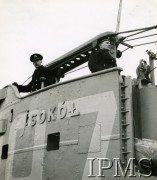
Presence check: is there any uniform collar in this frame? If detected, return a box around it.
[35,65,43,70]
[98,49,109,53]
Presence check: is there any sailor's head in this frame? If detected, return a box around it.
[98,38,111,50]
[140,59,147,65]
[30,53,43,68]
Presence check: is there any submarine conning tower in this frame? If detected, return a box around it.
[0,68,157,179]
[0,67,137,179]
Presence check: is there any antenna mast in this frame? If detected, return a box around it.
[116,0,123,32]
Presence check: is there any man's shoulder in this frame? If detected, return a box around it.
[33,66,50,74]
[40,65,47,69]
[39,65,50,72]
[90,51,101,58]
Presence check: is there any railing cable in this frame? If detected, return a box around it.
[117,25,157,35]
[22,76,31,85]
[124,33,157,42]
[121,40,157,53]
[133,40,157,47]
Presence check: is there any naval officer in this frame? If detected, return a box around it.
[88,37,122,73]
[13,53,56,92]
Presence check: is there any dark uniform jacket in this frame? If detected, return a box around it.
[17,65,56,92]
[88,49,117,73]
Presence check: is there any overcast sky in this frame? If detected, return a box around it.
[0,0,157,89]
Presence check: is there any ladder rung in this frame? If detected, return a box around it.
[121,107,125,110]
[121,123,130,126]
[121,93,125,96]
[121,110,129,113]
[120,85,128,88]
[121,97,129,101]
[122,151,131,154]
[122,137,130,140]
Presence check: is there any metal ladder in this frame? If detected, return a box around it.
[120,76,134,166]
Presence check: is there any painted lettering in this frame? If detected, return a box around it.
[58,101,67,119]
[39,110,46,124]
[48,106,56,122]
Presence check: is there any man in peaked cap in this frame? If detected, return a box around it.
[13,53,56,93]
[88,36,122,73]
